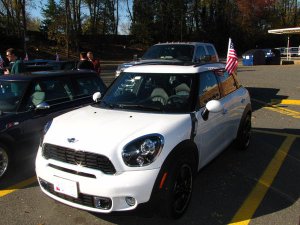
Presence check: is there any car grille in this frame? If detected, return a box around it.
[42,144,116,174]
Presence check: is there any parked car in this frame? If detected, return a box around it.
[262,48,281,65]
[115,42,219,77]
[36,62,252,219]
[0,70,107,179]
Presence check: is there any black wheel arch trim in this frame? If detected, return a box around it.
[148,140,198,211]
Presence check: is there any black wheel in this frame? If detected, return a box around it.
[235,114,251,150]
[0,144,10,179]
[158,153,195,219]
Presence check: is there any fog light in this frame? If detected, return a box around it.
[93,196,112,210]
[125,196,136,206]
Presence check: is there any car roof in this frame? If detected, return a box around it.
[123,63,225,74]
[0,70,97,81]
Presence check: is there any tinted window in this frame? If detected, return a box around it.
[206,45,216,56]
[195,46,206,60]
[142,45,194,61]
[74,76,106,98]
[27,79,72,107]
[217,71,238,96]
[199,71,220,107]
[0,81,28,112]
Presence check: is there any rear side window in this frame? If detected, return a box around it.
[206,45,218,62]
[73,76,106,98]
[198,71,220,108]
[195,46,206,61]
[217,71,238,96]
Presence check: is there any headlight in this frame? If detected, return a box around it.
[122,134,164,167]
[39,120,53,147]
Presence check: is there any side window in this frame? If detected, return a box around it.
[73,76,106,98]
[217,71,238,96]
[195,46,206,61]
[206,45,216,56]
[28,79,72,107]
[199,71,220,108]
[206,45,217,62]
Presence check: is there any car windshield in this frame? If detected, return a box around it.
[142,45,194,62]
[0,81,28,112]
[99,72,194,113]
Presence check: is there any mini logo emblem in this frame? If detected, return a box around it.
[74,151,85,165]
[67,138,77,143]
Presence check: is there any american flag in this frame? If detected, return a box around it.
[0,54,4,69]
[225,38,238,74]
[24,52,29,61]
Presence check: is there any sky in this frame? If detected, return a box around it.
[30,0,132,34]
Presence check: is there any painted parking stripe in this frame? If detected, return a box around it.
[0,176,37,197]
[253,129,300,138]
[271,99,300,105]
[229,135,296,225]
[252,98,300,119]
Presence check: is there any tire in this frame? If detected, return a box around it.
[0,144,11,180]
[158,152,195,219]
[235,113,251,150]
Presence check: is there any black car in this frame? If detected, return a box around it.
[0,70,107,179]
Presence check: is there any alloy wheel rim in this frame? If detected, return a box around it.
[173,164,193,214]
[0,149,9,178]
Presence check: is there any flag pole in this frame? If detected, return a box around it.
[227,38,232,61]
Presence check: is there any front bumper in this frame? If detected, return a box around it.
[35,148,160,213]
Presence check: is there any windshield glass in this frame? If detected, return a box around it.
[99,72,194,113]
[0,81,28,112]
[142,45,194,62]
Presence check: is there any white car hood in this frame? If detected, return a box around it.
[45,105,191,169]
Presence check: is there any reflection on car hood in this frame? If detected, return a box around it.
[45,105,191,156]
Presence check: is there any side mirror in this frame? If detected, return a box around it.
[35,102,50,110]
[93,92,102,102]
[206,100,223,113]
[202,100,223,121]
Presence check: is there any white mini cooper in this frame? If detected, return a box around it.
[36,62,251,219]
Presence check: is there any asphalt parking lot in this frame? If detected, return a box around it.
[0,64,300,225]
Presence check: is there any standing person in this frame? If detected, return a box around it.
[77,52,94,70]
[5,48,26,74]
[87,51,101,75]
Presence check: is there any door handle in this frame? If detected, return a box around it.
[241,98,245,103]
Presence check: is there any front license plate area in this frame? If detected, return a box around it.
[53,176,78,198]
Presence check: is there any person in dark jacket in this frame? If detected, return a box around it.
[77,52,94,70]
[5,48,26,74]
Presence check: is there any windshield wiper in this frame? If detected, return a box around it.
[118,104,163,111]
[100,100,119,109]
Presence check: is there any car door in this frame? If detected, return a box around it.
[193,71,228,168]
[216,71,245,143]
[18,77,75,143]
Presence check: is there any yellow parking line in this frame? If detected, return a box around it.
[228,135,296,225]
[0,176,37,197]
[252,98,300,118]
[253,129,300,138]
[271,99,300,105]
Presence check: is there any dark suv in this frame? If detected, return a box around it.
[0,70,107,179]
